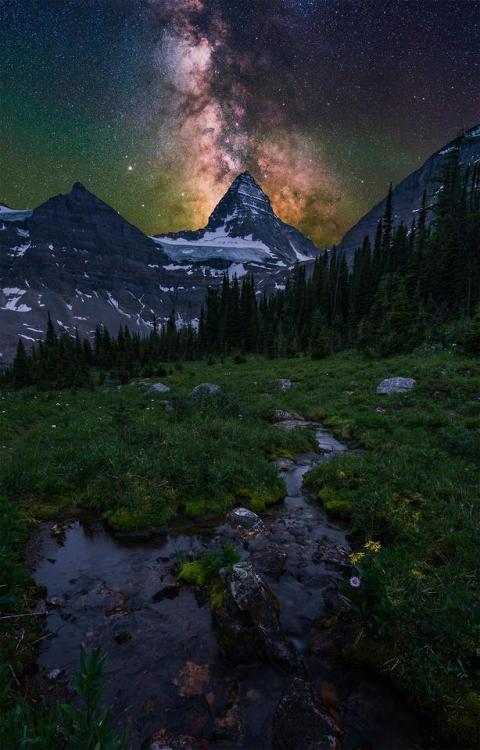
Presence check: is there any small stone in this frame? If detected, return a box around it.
[376,377,416,394]
[274,378,292,391]
[47,668,63,681]
[175,661,209,697]
[47,596,66,608]
[147,383,171,395]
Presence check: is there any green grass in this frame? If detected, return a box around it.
[1,350,479,745]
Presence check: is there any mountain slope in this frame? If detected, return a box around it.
[338,125,480,260]
[0,175,319,362]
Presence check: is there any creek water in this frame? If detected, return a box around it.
[30,425,432,750]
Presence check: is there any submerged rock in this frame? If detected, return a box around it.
[376,377,416,394]
[229,507,266,534]
[147,382,171,395]
[272,677,338,750]
[191,382,220,396]
[215,562,302,673]
[148,728,202,750]
[250,543,287,578]
[174,661,210,697]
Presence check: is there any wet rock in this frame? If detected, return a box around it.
[274,378,292,391]
[148,728,202,750]
[272,677,338,750]
[213,705,244,744]
[191,382,220,396]
[272,408,308,430]
[307,631,335,657]
[47,668,64,681]
[377,377,416,394]
[229,507,266,534]
[175,661,210,697]
[215,562,302,673]
[250,543,287,578]
[47,596,67,608]
[147,382,171,395]
[152,575,180,601]
[313,541,350,570]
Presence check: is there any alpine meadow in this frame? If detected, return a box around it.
[1,2,479,750]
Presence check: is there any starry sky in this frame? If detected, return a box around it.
[1,0,479,246]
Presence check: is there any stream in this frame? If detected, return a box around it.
[29,423,433,750]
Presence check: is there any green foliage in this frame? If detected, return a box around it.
[0,648,129,750]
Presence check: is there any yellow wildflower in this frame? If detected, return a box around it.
[364,540,382,553]
[349,551,365,565]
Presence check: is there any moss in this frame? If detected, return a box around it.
[103,500,174,532]
[178,560,210,586]
[318,487,353,519]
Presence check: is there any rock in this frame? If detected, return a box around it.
[191,382,220,396]
[215,562,302,673]
[147,382,171,395]
[152,575,180,601]
[174,661,210,696]
[229,507,266,534]
[272,677,338,750]
[148,728,202,750]
[250,543,287,578]
[273,408,305,422]
[274,378,292,391]
[47,668,64,681]
[46,596,66,608]
[376,377,416,394]
[213,705,244,744]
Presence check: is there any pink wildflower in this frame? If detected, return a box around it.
[349,576,361,588]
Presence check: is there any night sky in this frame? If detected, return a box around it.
[1,1,479,246]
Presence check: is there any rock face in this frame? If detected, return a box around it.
[0,173,320,362]
[272,677,338,750]
[377,377,416,394]
[215,562,302,673]
[338,124,480,262]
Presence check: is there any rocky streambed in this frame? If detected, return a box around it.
[28,419,434,750]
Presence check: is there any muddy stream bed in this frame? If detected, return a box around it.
[28,423,435,750]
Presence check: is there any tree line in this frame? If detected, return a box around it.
[2,135,479,390]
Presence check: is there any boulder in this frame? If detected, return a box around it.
[272,677,338,750]
[147,382,171,395]
[215,562,302,673]
[376,377,416,394]
[229,507,266,534]
[191,382,220,396]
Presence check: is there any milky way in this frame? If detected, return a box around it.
[1,0,479,245]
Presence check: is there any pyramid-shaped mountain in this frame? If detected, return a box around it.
[154,172,319,267]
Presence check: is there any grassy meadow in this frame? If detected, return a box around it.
[1,349,479,746]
